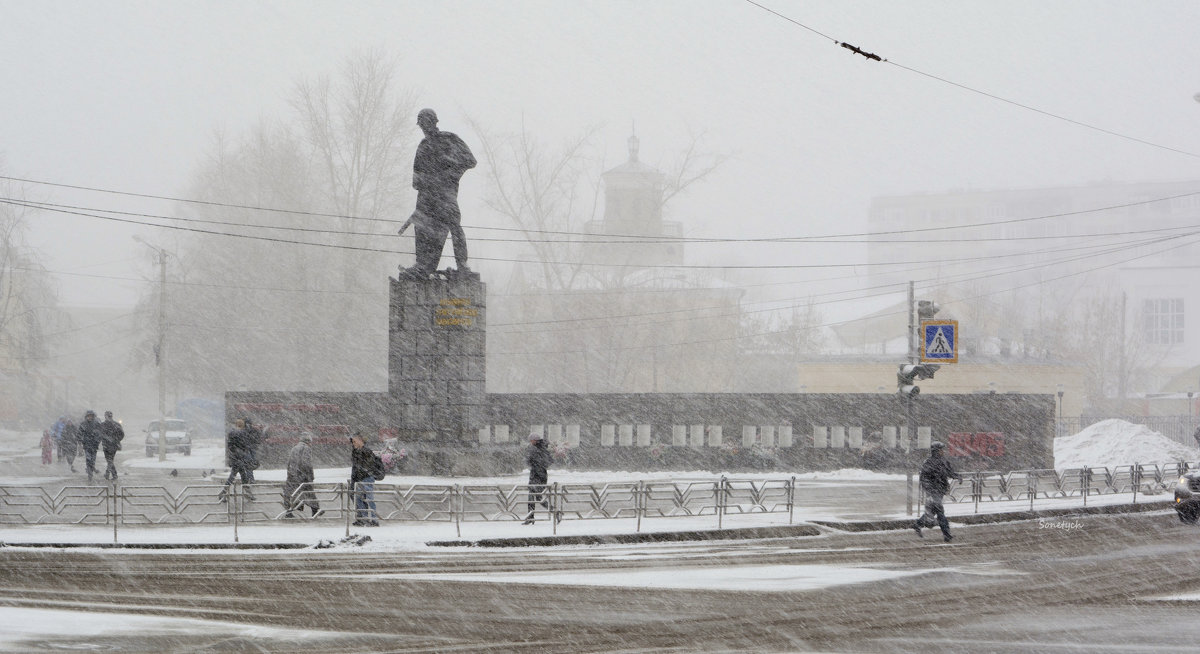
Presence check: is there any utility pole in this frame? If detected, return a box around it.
[906,281,916,515]
[156,248,168,462]
[135,236,168,462]
[1118,291,1127,412]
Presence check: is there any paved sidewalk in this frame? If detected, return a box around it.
[0,499,1172,550]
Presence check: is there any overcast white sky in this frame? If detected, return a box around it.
[3,1,1200,308]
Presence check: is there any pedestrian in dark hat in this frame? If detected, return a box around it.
[913,441,962,542]
[99,410,124,481]
[77,410,101,483]
[220,419,256,502]
[523,432,557,525]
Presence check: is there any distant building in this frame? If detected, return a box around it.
[580,133,683,268]
[866,179,1200,292]
[862,179,1200,402]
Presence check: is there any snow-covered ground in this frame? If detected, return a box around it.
[376,563,982,592]
[0,607,363,650]
[1054,419,1200,469]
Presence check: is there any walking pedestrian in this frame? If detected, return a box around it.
[61,419,80,473]
[523,433,557,525]
[51,416,66,462]
[99,411,124,481]
[40,429,53,465]
[349,432,381,527]
[243,418,263,468]
[220,419,256,502]
[77,410,102,483]
[913,441,963,542]
[283,433,322,519]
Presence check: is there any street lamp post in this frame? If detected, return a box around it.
[1188,389,1195,435]
[1056,383,1065,438]
[134,236,168,462]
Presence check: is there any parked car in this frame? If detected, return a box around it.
[1174,472,1200,523]
[144,419,191,457]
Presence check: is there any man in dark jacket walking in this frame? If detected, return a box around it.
[349,432,381,527]
[220,419,256,502]
[283,433,321,519]
[913,441,963,542]
[243,418,263,468]
[524,433,556,525]
[77,410,102,483]
[99,411,124,481]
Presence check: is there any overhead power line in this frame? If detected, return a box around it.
[7,195,1195,272]
[26,232,1195,356]
[4,175,1199,243]
[20,227,1172,341]
[19,196,1200,246]
[741,0,1200,161]
[491,231,1196,335]
[491,232,1200,357]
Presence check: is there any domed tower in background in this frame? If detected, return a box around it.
[581,131,683,268]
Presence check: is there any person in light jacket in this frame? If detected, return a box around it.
[283,433,321,519]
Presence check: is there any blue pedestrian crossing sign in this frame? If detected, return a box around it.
[921,320,958,363]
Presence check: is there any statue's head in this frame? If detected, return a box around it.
[417,108,438,133]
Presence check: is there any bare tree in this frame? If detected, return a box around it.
[0,183,56,369]
[0,177,64,424]
[471,120,731,391]
[468,117,599,291]
[137,52,418,398]
[292,48,415,237]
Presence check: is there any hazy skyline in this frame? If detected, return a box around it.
[3,1,1199,308]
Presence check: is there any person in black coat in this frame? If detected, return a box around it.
[524,434,556,525]
[220,419,256,502]
[349,432,380,527]
[99,410,124,481]
[243,418,263,468]
[60,419,80,473]
[77,410,102,483]
[913,441,963,542]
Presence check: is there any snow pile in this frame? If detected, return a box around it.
[792,468,905,482]
[1054,419,1200,469]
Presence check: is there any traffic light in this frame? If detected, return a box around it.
[917,300,940,322]
[897,363,940,397]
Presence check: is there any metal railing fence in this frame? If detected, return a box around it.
[1,464,1193,543]
[940,461,1194,512]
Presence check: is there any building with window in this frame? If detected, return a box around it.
[867,179,1200,291]
[863,179,1200,401]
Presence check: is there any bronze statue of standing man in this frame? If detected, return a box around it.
[401,108,477,277]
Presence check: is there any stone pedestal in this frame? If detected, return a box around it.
[388,272,486,439]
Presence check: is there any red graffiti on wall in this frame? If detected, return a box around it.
[947,432,1005,457]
